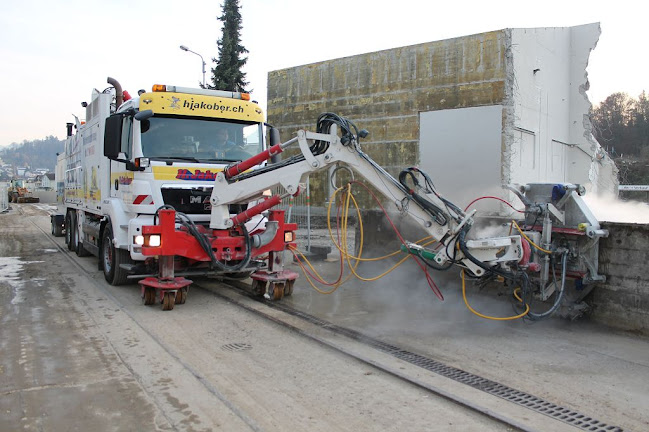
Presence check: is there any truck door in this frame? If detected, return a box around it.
[105,113,134,199]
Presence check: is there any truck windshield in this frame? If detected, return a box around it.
[140,116,263,162]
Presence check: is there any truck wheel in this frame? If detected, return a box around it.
[102,224,131,286]
[52,216,64,237]
[65,212,75,251]
[162,291,175,311]
[175,287,188,305]
[142,287,156,305]
[251,280,267,297]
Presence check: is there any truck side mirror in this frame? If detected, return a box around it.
[134,109,153,121]
[104,114,141,171]
[104,114,124,159]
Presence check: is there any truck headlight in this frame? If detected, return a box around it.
[147,235,161,247]
[134,235,144,245]
[284,231,294,242]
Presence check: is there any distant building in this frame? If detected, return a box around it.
[35,173,55,190]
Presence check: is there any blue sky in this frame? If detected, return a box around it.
[0,0,646,146]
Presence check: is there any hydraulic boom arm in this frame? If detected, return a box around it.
[210,115,524,278]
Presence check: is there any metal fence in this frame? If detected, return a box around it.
[274,177,313,251]
[0,184,8,212]
[273,176,356,256]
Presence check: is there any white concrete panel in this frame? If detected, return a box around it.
[550,139,565,179]
[419,106,504,212]
[510,128,538,185]
[508,24,617,193]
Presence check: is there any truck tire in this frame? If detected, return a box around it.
[65,212,75,251]
[102,224,131,286]
[51,215,64,237]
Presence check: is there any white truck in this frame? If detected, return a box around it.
[53,78,297,308]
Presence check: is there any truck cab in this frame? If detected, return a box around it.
[59,81,270,286]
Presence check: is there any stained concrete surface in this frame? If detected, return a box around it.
[3,203,649,431]
[0,224,169,431]
[2,204,516,432]
[282,241,649,432]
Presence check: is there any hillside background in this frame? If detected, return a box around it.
[0,136,64,180]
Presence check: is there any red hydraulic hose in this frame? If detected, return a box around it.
[464,196,525,213]
[350,180,444,301]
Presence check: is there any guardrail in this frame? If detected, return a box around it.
[619,185,649,191]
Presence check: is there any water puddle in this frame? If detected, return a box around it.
[0,257,44,304]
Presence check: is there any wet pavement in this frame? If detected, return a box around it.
[2,204,648,431]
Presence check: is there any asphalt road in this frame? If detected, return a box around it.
[1,203,648,432]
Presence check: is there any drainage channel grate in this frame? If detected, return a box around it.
[269,301,623,432]
[221,342,252,352]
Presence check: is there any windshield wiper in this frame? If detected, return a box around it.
[155,156,201,163]
[200,158,243,163]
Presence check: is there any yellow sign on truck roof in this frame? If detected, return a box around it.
[139,91,264,122]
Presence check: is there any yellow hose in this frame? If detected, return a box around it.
[327,185,433,261]
[461,270,529,320]
[511,220,552,254]
[294,183,434,291]
[289,245,343,294]
[293,183,531,320]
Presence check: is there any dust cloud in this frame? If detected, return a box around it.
[334,250,534,340]
[583,193,649,224]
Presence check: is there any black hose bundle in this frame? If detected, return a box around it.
[398,167,465,226]
[316,112,364,147]
[399,168,464,219]
[153,205,252,273]
[525,251,569,321]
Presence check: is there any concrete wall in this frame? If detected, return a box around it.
[591,222,649,334]
[267,24,617,211]
[268,31,508,207]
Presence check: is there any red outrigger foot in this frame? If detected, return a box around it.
[250,270,299,301]
[139,277,193,311]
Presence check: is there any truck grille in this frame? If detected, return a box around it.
[161,188,246,215]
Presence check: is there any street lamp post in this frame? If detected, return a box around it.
[179,45,206,87]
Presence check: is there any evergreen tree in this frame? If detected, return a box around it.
[207,0,249,92]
